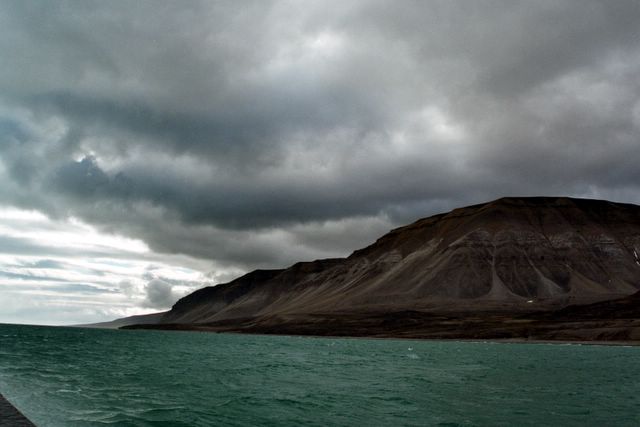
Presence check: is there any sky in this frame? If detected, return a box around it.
[1,0,639,325]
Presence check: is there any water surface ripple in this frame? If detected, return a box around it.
[0,324,638,426]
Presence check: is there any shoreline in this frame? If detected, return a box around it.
[225,331,640,347]
[120,324,640,346]
[119,308,640,345]
[0,393,35,426]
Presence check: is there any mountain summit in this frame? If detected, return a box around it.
[121,197,640,341]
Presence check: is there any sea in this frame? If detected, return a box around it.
[0,324,638,426]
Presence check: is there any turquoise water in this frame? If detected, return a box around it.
[0,324,639,426]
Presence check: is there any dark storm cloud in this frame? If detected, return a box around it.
[1,0,640,270]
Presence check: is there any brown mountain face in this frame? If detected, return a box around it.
[159,197,640,328]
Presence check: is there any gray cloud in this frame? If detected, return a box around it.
[142,279,180,309]
[119,280,137,299]
[1,0,640,275]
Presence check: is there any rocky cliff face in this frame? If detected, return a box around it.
[161,197,640,325]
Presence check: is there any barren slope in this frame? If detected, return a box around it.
[161,197,640,325]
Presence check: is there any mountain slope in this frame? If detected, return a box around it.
[158,197,640,326]
[76,312,165,329]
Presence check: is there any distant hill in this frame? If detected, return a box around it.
[76,312,165,329]
[121,197,640,341]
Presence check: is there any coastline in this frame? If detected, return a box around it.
[0,393,35,426]
[121,323,640,346]
[223,331,640,347]
[120,307,640,345]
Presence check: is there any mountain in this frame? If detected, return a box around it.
[124,197,640,341]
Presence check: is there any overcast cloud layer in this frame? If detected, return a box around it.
[1,1,640,324]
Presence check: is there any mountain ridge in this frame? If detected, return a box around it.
[99,196,640,341]
[156,196,640,324]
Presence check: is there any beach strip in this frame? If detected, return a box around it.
[0,393,35,426]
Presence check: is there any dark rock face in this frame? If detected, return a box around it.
[158,197,640,327]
